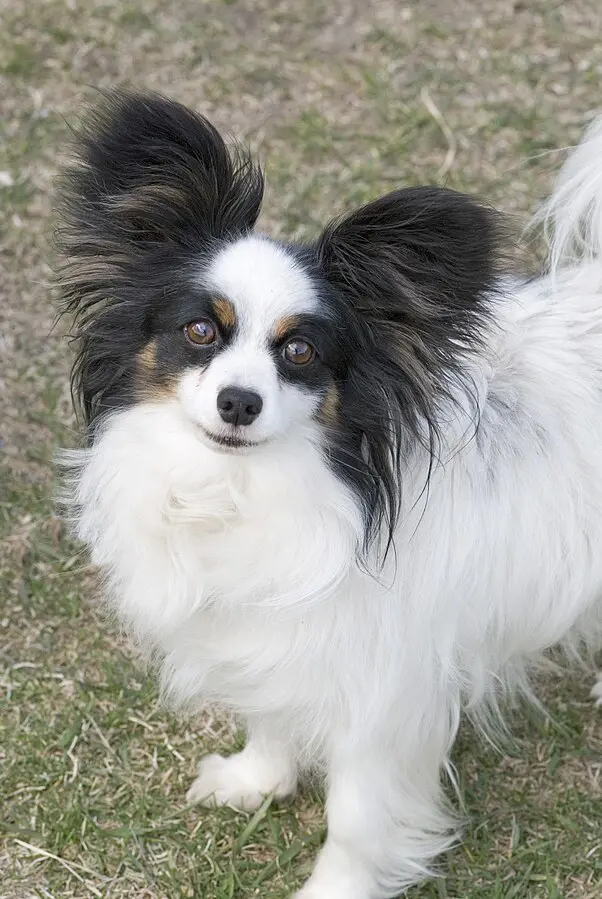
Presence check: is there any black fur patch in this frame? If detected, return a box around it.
[55,90,264,432]
[314,187,505,552]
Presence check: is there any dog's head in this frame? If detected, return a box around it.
[57,91,502,550]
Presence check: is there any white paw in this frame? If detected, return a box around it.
[293,888,349,899]
[592,672,602,708]
[294,887,345,899]
[293,888,327,899]
[292,849,375,899]
[186,751,296,812]
[293,882,367,899]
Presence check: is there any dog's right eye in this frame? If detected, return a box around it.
[283,338,315,366]
[184,320,217,346]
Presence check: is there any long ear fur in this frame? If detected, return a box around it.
[57,89,264,251]
[55,90,264,428]
[316,187,505,552]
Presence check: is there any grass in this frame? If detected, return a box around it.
[1,0,601,896]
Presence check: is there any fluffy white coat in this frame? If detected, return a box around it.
[62,119,602,898]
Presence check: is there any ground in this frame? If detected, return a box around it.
[1,0,601,897]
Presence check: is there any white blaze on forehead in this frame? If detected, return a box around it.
[204,235,317,338]
[181,236,321,440]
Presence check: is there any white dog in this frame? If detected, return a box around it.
[57,92,602,897]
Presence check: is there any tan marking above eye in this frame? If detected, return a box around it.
[185,320,217,345]
[212,297,237,330]
[283,338,315,365]
[273,315,301,343]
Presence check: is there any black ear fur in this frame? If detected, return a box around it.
[316,186,503,426]
[57,89,264,251]
[315,187,504,552]
[317,186,500,348]
[55,91,264,428]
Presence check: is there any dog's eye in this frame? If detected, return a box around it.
[185,320,217,346]
[283,339,315,366]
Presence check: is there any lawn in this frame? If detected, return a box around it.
[1,1,601,896]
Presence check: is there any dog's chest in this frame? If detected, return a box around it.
[75,407,363,644]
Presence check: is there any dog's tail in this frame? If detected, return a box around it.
[536,116,602,278]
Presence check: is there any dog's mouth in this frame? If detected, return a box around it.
[199,427,265,452]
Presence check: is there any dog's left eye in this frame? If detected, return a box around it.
[185,320,217,346]
[283,339,315,366]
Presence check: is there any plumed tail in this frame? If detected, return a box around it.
[535,117,602,277]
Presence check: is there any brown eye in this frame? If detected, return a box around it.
[185,320,217,346]
[283,339,315,366]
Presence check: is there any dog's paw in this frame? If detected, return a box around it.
[186,751,295,811]
[292,888,327,899]
[591,672,602,708]
[293,882,366,899]
[186,753,269,811]
[292,854,375,899]
[293,887,345,899]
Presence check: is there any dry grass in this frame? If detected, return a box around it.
[1,1,602,897]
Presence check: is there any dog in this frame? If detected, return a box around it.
[57,91,602,898]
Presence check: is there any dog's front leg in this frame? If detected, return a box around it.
[294,738,457,899]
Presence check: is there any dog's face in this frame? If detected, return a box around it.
[140,236,346,452]
[57,91,501,549]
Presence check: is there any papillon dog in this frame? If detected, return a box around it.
[57,92,602,898]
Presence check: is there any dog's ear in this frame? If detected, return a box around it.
[55,92,263,430]
[57,90,264,252]
[316,187,503,421]
[316,188,504,549]
[316,186,501,349]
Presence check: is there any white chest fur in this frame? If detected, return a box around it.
[63,403,363,677]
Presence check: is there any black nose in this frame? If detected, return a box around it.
[217,387,263,426]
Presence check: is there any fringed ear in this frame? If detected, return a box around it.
[55,91,264,429]
[317,186,501,358]
[57,90,264,253]
[315,187,505,552]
